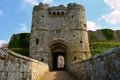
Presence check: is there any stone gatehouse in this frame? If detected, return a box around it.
[29,3,91,70]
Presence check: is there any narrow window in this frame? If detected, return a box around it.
[84,24,86,27]
[42,16,44,18]
[85,51,87,54]
[74,56,76,60]
[72,15,74,18]
[41,57,44,61]
[80,40,83,44]
[73,35,75,37]
[36,38,39,45]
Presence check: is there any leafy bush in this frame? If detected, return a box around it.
[9,33,30,48]
[8,33,30,56]
[89,33,98,42]
[102,29,115,41]
[10,48,29,56]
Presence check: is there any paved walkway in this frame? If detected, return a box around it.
[42,71,77,80]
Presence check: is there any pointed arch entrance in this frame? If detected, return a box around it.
[49,40,68,70]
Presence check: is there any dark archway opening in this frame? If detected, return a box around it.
[52,52,65,71]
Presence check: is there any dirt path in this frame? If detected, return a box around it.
[42,71,77,80]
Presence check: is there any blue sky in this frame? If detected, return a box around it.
[0,0,120,47]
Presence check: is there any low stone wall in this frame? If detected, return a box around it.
[0,48,49,80]
[69,47,120,80]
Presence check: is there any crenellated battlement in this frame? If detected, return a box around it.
[67,3,85,10]
[33,3,85,12]
[33,3,49,11]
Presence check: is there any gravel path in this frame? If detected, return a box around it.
[42,71,77,80]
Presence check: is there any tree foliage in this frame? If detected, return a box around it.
[102,29,115,41]
[8,33,30,56]
[9,33,30,48]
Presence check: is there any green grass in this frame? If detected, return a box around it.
[90,42,120,56]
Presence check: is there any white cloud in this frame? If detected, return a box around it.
[0,10,3,16]
[19,23,28,32]
[42,0,53,4]
[87,21,101,31]
[0,40,8,48]
[21,0,39,9]
[21,0,54,9]
[104,0,120,10]
[100,10,120,24]
[112,26,120,30]
[23,0,39,5]
[99,0,120,24]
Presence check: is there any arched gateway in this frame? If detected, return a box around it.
[29,3,91,70]
[49,40,68,70]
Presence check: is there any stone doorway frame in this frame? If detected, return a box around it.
[48,40,69,70]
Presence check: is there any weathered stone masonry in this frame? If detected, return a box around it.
[30,3,91,70]
[69,47,120,80]
[1,3,120,80]
[0,48,48,80]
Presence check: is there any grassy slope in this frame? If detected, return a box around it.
[89,29,120,56]
[90,42,120,56]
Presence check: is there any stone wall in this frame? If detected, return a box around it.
[68,47,120,80]
[88,29,120,42]
[0,48,49,80]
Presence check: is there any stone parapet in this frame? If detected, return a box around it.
[68,47,120,80]
[0,48,49,80]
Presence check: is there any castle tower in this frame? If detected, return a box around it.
[30,3,91,70]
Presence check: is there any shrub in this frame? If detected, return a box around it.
[102,29,115,41]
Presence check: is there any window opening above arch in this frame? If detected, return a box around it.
[55,30,61,37]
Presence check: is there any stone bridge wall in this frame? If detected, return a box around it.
[0,48,49,80]
[68,47,120,80]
